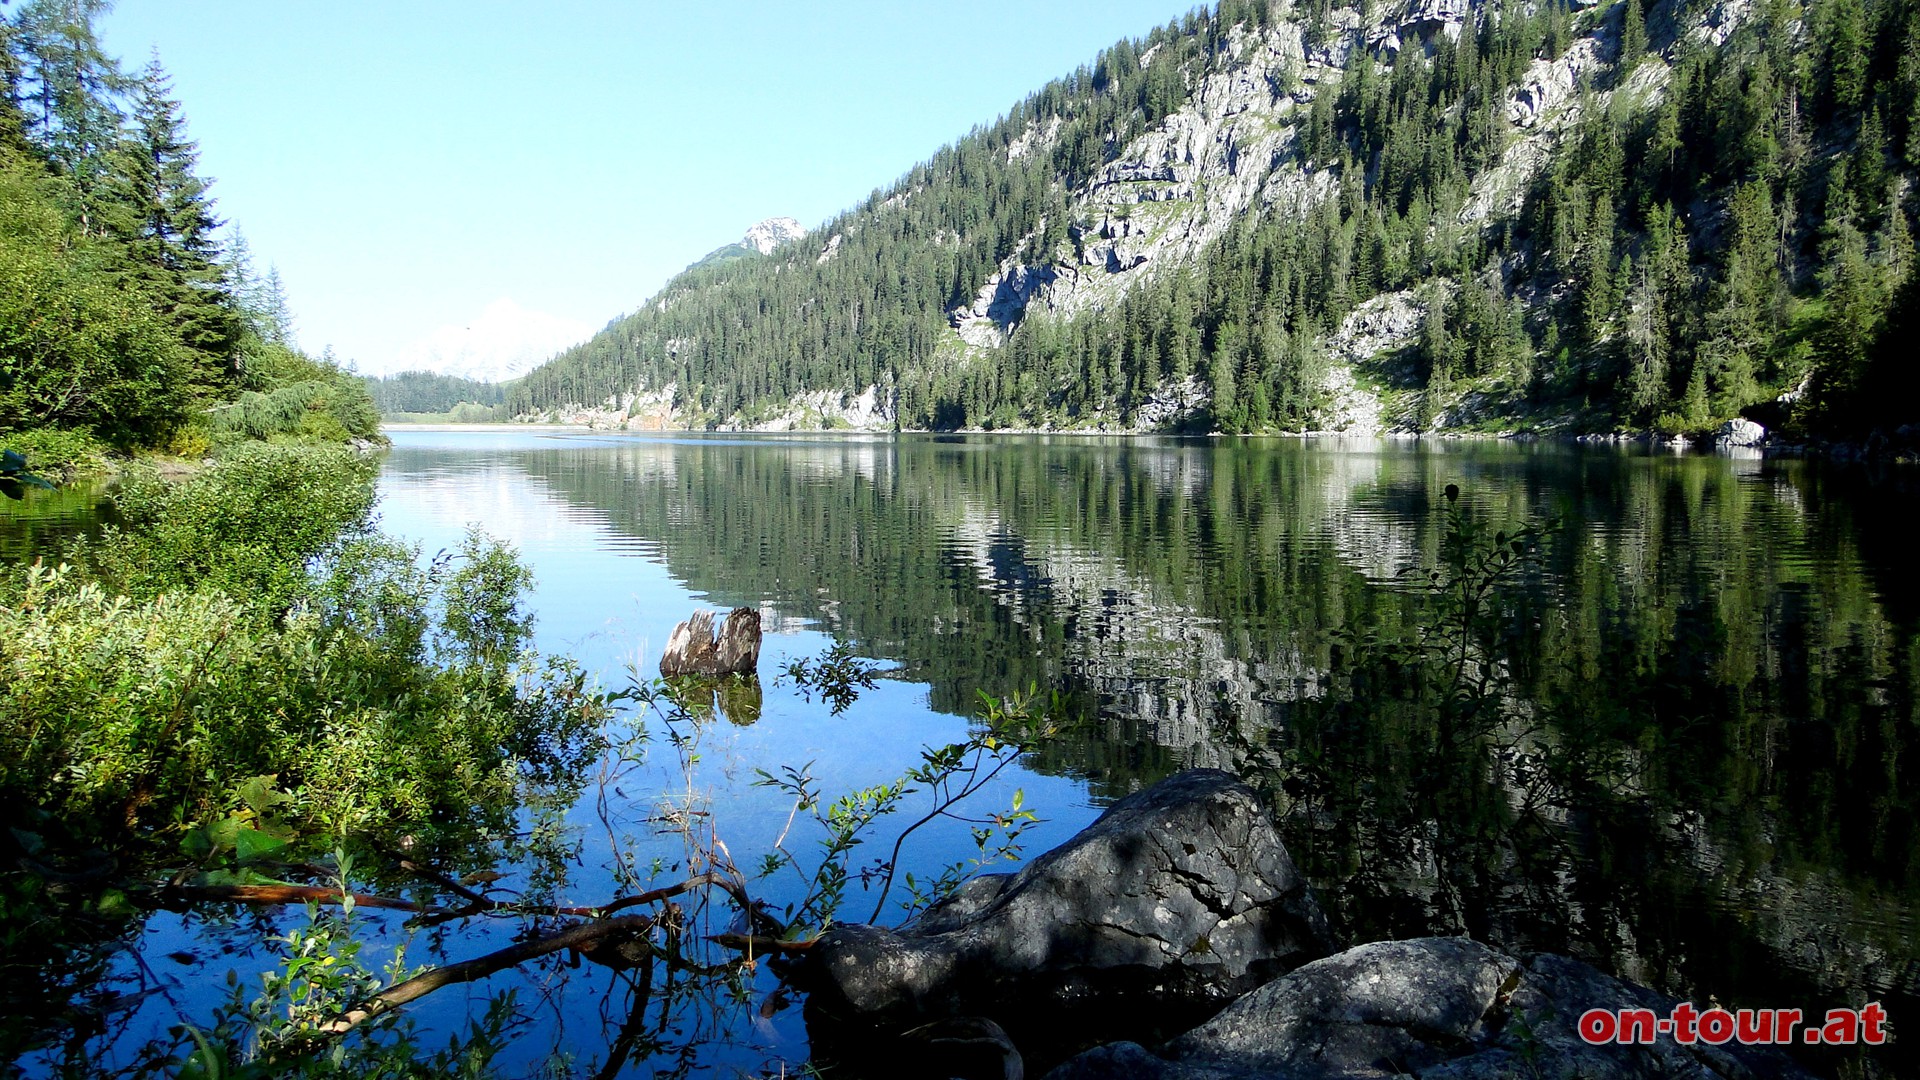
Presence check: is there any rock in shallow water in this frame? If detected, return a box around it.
[1716,418,1768,448]
[1046,936,1818,1080]
[801,769,1333,1062]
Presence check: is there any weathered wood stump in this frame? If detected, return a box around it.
[659,607,762,678]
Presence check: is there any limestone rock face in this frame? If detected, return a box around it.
[803,769,1332,1056]
[1046,937,1818,1080]
[742,216,806,255]
[1716,418,1767,448]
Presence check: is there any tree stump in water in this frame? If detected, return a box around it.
[659,608,762,677]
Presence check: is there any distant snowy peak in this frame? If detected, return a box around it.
[389,298,592,383]
[742,216,805,255]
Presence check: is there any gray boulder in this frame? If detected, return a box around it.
[803,769,1332,1056]
[1046,937,1817,1080]
[1716,418,1767,448]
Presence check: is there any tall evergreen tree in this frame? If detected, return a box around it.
[1618,0,1646,79]
[105,53,219,275]
[0,12,35,155]
[12,0,124,232]
[261,264,295,347]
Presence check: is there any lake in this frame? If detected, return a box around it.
[11,429,1918,1077]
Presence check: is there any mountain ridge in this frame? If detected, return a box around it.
[510,0,1920,442]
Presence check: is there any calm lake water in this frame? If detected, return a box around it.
[11,429,1919,1077]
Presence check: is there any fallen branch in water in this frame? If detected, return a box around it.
[162,884,433,913]
[706,933,815,955]
[396,857,492,904]
[285,914,659,1051]
[597,871,735,915]
[161,868,762,930]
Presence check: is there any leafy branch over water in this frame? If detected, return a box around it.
[753,685,1062,931]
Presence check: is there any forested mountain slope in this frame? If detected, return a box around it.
[511,0,1919,439]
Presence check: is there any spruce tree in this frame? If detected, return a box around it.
[1618,0,1646,80]
[258,265,294,347]
[106,54,219,276]
[13,0,124,232]
[0,13,34,154]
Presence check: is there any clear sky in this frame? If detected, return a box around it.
[97,1,1192,378]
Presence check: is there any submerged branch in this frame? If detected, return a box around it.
[293,914,658,1049]
[706,933,815,955]
[162,884,432,913]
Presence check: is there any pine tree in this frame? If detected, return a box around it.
[262,265,295,347]
[13,0,125,231]
[1806,223,1882,428]
[0,13,35,154]
[1856,229,1918,427]
[1823,0,1870,116]
[1851,104,1889,218]
[106,54,220,275]
[1618,0,1646,80]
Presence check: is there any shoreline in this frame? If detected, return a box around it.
[380,420,1917,461]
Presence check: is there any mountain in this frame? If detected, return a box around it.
[684,216,808,273]
[387,298,592,384]
[510,0,1920,441]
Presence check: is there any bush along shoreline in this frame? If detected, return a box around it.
[0,439,616,1073]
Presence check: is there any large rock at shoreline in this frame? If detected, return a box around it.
[803,769,1332,1055]
[1716,418,1768,448]
[1046,936,1818,1080]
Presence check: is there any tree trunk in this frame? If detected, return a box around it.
[660,607,761,677]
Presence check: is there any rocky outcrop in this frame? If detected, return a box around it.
[954,264,1061,347]
[526,381,896,432]
[803,770,1332,1062]
[1716,418,1767,448]
[1046,937,1818,1080]
[743,216,806,255]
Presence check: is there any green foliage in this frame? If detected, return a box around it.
[380,404,505,424]
[1,4,366,457]
[780,640,883,715]
[78,441,379,611]
[2,424,107,482]
[0,147,199,444]
[753,679,1065,932]
[1,528,609,838]
[207,375,381,443]
[179,879,519,1078]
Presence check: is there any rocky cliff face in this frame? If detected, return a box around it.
[937,0,1701,436]
[742,216,806,255]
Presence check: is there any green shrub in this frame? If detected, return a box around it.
[164,423,214,458]
[0,534,607,838]
[0,427,108,483]
[80,442,379,612]
[206,375,380,443]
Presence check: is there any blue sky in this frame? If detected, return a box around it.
[98,1,1192,377]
